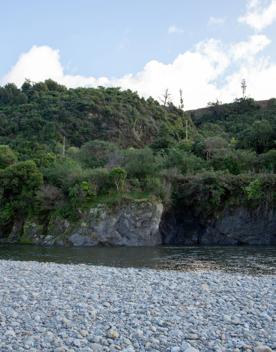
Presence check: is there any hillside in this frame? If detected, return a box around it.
[0,80,193,153]
[0,80,276,242]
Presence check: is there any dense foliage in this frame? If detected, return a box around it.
[0,80,276,238]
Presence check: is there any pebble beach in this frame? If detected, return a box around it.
[0,260,275,352]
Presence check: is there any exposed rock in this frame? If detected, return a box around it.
[24,199,163,247]
[161,206,276,245]
[10,200,276,246]
[202,207,276,245]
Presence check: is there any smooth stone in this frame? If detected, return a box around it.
[107,328,119,339]
[90,343,104,351]
[171,347,181,352]
[255,346,273,352]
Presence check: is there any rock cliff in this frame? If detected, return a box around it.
[3,200,276,246]
[160,206,276,245]
[23,200,163,246]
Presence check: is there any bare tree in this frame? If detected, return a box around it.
[160,89,171,106]
[179,89,184,110]
[179,89,189,141]
[62,135,66,157]
[241,79,247,98]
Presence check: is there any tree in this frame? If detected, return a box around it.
[43,158,83,191]
[68,181,96,208]
[79,140,118,168]
[193,137,229,160]
[240,120,274,153]
[122,147,162,180]
[179,89,184,110]
[160,89,171,106]
[0,161,43,234]
[165,148,207,175]
[245,178,263,201]
[109,167,127,191]
[258,149,276,173]
[241,79,247,99]
[0,145,17,169]
[210,149,257,174]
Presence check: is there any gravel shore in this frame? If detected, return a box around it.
[0,260,275,352]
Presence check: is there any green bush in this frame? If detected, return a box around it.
[109,167,127,192]
[258,149,276,173]
[79,140,118,168]
[68,181,96,208]
[244,179,263,201]
[165,148,207,175]
[43,158,84,191]
[122,147,162,180]
[210,149,257,175]
[0,145,17,169]
[0,160,43,227]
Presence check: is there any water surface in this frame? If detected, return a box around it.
[0,245,275,275]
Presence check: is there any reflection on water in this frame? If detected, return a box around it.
[0,245,275,275]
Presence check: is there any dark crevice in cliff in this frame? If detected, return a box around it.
[160,206,276,246]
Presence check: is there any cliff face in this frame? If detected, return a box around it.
[160,207,276,246]
[2,200,276,246]
[23,200,163,247]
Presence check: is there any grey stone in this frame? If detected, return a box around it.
[106,328,119,339]
[0,260,274,352]
[90,343,104,351]
[23,200,163,247]
[254,345,273,352]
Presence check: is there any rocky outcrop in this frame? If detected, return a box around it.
[6,200,276,246]
[161,206,276,245]
[23,200,163,246]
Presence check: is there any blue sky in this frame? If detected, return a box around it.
[1,0,276,108]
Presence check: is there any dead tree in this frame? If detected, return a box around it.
[160,89,171,106]
[179,89,184,110]
[179,89,189,141]
[241,79,247,99]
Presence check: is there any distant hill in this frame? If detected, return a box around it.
[187,98,274,119]
[0,80,191,152]
[0,80,275,155]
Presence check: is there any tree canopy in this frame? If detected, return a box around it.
[0,80,275,238]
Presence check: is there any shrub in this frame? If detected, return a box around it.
[43,158,84,191]
[122,147,162,179]
[244,178,263,201]
[0,145,17,169]
[36,184,64,213]
[0,160,43,226]
[109,167,127,191]
[257,150,276,173]
[165,148,207,175]
[68,181,96,208]
[79,140,118,168]
[84,168,111,194]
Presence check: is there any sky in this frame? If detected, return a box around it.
[1,0,276,109]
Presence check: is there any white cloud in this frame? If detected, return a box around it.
[208,16,226,26]
[168,25,184,34]
[239,0,276,31]
[230,34,270,61]
[2,34,276,110]
[2,46,109,88]
[247,0,262,9]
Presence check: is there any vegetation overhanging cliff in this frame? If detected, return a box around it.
[0,80,276,244]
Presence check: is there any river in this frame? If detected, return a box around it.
[0,244,275,275]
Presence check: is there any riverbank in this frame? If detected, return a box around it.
[0,260,275,352]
